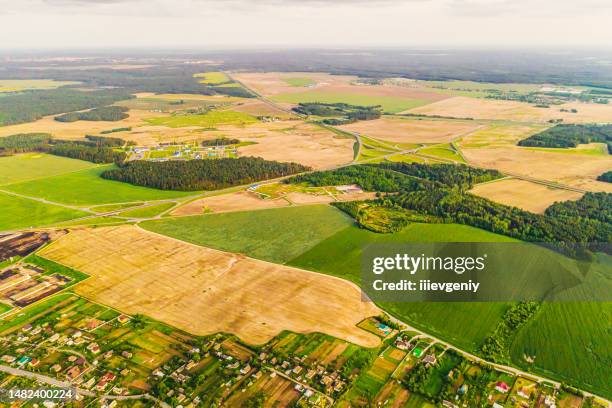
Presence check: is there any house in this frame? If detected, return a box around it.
[292,365,303,375]
[423,354,437,365]
[121,350,133,359]
[83,377,96,389]
[28,358,40,367]
[120,368,130,377]
[103,350,114,359]
[1,355,16,363]
[66,366,81,380]
[51,364,62,372]
[495,381,510,393]
[240,364,251,374]
[117,315,130,324]
[96,379,109,391]
[17,356,32,366]
[87,343,101,354]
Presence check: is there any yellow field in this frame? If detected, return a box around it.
[0,79,80,92]
[340,117,482,144]
[406,96,612,124]
[171,191,290,216]
[458,123,612,192]
[39,226,380,347]
[470,179,584,213]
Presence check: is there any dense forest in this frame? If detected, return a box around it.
[48,143,126,164]
[597,171,612,183]
[287,164,611,257]
[293,102,382,125]
[0,132,126,163]
[375,162,502,189]
[286,165,434,192]
[201,137,240,147]
[0,88,133,126]
[102,157,310,191]
[545,192,611,225]
[517,124,612,154]
[54,106,129,122]
[0,133,52,156]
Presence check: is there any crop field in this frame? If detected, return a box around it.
[193,71,230,84]
[171,191,290,216]
[470,179,584,213]
[231,99,297,118]
[510,302,612,399]
[458,123,547,148]
[0,191,88,232]
[462,144,612,193]
[145,110,258,128]
[339,117,482,144]
[3,166,195,205]
[406,96,612,123]
[284,77,316,87]
[0,153,95,186]
[418,143,465,162]
[271,90,429,114]
[0,79,80,92]
[142,205,353,264]
[38,225,380,347]
[115,202,176,218]
[235,122,354,169]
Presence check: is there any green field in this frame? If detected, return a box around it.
[117,202,176,218]
[271,91,429,113]
[510,302,612,399]
[145,110,258,128]
[418,143,465,162]
[289,222,515,351]
[284,77,316,87]
[0,153,95,186]
[0,79,80,93]
[3,166,194,206]
[141,205,353,264]
[0,191,88,231]
[194,71,230,85]
[52,216,126,227]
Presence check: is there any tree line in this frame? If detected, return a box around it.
[518,124,612,154]
[0,132,127,163]
[0,88,133,126]
[201,137,240,146]
[101,157,310,191]
[54,106,129,122]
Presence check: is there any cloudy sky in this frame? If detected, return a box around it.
[0,0,611,49]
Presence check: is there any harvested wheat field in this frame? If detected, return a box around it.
[463,146,612,192]
[171,191,290,216]
[39,225,380,347]
[238,122,354,169]
[470,179,584,213]
[406,96,612,123]
[340,117,482,144]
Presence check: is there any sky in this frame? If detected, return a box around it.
[0,0,611,49]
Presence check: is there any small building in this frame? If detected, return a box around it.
[495,381,510,393]
[423,354,437,365]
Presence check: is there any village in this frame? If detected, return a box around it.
[129,142,241,162]
[0,298,604,408]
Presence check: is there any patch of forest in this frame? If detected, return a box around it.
[0,133,127,163]
[0,88,133,126]
[201,137,240,147]
[597,171,612,183]
[293,102,382,125]
[54,106,129,122]
[101,157,310,191]
[286,164,611,257]
[517,124,612,154]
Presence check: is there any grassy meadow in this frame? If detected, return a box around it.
[0,191,88,231]
[0,79,80,93]
[3,166,194,206]
[117,202,176,218]
[284,77,316,87]
[141,205,353,264]
[0,153,95,185]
